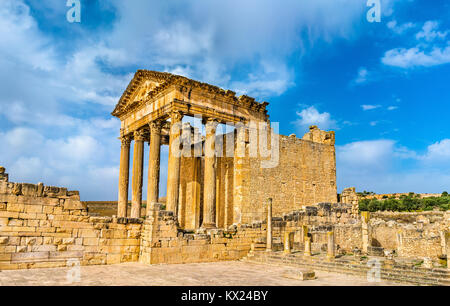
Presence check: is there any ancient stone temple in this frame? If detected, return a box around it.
[111,70,337,229]
[2,70,447,284]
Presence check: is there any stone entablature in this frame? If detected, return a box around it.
[112,70,269,135]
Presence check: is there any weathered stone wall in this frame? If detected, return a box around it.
[140,203,260,264]
[369,211,449,258]
[139,202,360,265]
[0,173,142,270]
[238,132,337,224]
[179,127,337,229]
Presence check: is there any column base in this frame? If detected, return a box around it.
[200,223,217,229]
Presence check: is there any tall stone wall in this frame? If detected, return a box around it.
[179,127,337,228]
[238,132,337,224]
[0,170,142,270]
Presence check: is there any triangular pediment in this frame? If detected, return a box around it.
[112,70,269,119]
[112,70,174,117]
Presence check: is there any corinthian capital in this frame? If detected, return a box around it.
[134,129,146,142]
[204,118,219,135]
[120,134,132,146]
[170,111,184,124]
[149,120,163,134]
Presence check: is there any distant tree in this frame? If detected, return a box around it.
[442,191,449,197]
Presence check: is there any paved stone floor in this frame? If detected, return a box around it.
[0,261,404,286]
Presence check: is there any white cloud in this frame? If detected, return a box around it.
[387,20,416,34]
[102,0,375,96]
[387,106,399,111]
[0,0,405,200]
[338,140,395,169]
[293,106,338,135]
[230,61,294,98]
[382,20,450,68]
[352,67,370,85]
[382,46,450,68]
[337,139,450,193]
[361,104,382,111]
[416,21,448,42]
[421,139,450,164]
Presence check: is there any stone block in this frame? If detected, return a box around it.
[63,199,87,210]
[31,245,57,252]
[11,252,50,263]
[282,269,316,281]
[7,203,24,212]
[49,251,83,260]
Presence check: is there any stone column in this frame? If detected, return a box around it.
[166,111,183,214]
[396,230,403,257]
[283,232,292,254]
[266,198,273,252]
[302,225,308,243]
[327,231,335,260]
[361,211,371,254]
[202,118,219,228]
[232,124,246,225]
[445,231,450,269]
[304,236,312,257]
[147,121,162,214]
[117,134,131,218]
[131,129,145,219]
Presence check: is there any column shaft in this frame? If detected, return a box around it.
[304,237,312,257]
[166,111,183,214]
[327,231,335,259]
[266,198,272,251]
[117,135,131,218]
[131,130,145,218]
[202,119,218,228]
[147,121,162,214]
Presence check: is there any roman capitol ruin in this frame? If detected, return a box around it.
[111,70,337,228]
[0,70,448,285]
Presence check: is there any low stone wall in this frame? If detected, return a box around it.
[139,204,262,264]
[0,179,142,270]
[139,202,362,264]
[0,168,448,270]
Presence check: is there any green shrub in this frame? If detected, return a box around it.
[359,193,450,212]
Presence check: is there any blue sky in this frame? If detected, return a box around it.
[0,0,449,200]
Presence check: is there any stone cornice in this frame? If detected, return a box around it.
[111,70,269,119]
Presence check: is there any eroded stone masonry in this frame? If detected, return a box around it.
[0,71,449,274]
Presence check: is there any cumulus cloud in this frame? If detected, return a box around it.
[293,106,338,135]
[382,46,450,68]
[416,21,448,42]
[387,20,416,34]
[382,20,450,68]
[421,139,450,164]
